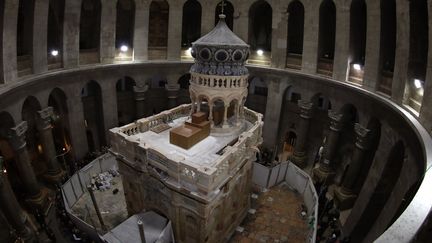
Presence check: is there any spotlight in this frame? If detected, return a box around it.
[120,45,129,53]
[51,50,59,57]
[414,79,423,89]
[186,47,192,57]
[353,64,362,71]
[2,169,6,173]
[257,49,264,56]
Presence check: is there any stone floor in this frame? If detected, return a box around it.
[230,183,309,243]
[71,176,128,231]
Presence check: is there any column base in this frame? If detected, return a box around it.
[25,188,49,212]
[312,164,335,184]
[43,169,66,184]
[289,151,307,168]
[334,186,357,210]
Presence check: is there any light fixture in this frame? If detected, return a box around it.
[120,45,129,53]
[414,79,423,89]
[51,50,59,57]
[2,169,6,173]
[257,49,264,56]
[186,47,192,57]
[353,64,362,71]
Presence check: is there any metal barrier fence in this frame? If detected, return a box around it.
[252,161,318,243]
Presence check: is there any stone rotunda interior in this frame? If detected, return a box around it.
[0,0,432,243]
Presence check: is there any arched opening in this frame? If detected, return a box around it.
[21,96,45,176]
[116,76,137,126]
[406,0,428,113]
[317,0,336,76]
[16,0,35,76]
[350,141,405,241]
[177,74,191,105]
[0,0,4,83]
[284,131,297,157]
[348,0,367,84]
[115,0,135,61]
[79,0,101,64]
[148,0,169,60]
[48,88,73,173]
[0,112,22,195]
[182,0,201,48]
[47,0,64,70]
[81,81,106,152]
[377,0,396,95]
[246,77,267,115]
[286,0,304,70]
[248,0,272,65]
[215,1,234,30]
[227,99,238,124]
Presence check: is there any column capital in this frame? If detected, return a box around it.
[36,107,54,131]
[165,83,180,92]
[298,100,314,119]
[8,121,28,150]
[354,123,371,150]
[328,110,344,131]
[134,85,149,101]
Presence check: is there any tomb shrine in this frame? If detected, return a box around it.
[109,14,263,243]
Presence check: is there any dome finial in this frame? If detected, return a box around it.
[219,0,226,18]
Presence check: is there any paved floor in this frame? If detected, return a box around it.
[230,183,309,243]
[71,176,128,231]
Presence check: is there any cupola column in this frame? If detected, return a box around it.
[222,103,229,128]
[7,122,45,203]
[0,157,35,241]
[134,84,149,119]
[33,0,49,74]
[2,0,19,82]
[167,0,184,60]
[313,111,344,183]
[290,100,314,168]
[63,0,81,68]
[334,123,370,209]
[208,104,214,126]
[100,0,117,63]
[36,107,64,182]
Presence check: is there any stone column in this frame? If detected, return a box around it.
[262,79,290,148]
[222,104,229,128]
[133,0,150,61]
[8,122,43,201]
[0,157,34,241]
[334,123,370,210]
[66,95,89,160]
[32,0,49,74]
[165,84,180,109]
[209,104,214,126]
[391,0,410,104]
[101,82,118,139]
[100,0,117,63]
[2,0,19,82]
[167,0,185,60]
[63,0,82,68]
[363,0,381,91]
[333,2,350,82]
[36,107,64,182]
[313,111,344,183]
[290,100,314,168]
[301,4,319,74]
[134,84,149,119]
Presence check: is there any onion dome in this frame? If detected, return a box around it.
[190,14,250,76]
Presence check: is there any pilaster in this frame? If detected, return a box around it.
[133,0,150,61]
[333,2,350,81]
[2,0,19,82]
[363,0,381,91]
[32,0,49,74]
[100,0,117,63]
[63,0,82,68]
[134,84,149,118]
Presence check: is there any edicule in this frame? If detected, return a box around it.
[109,14,263,242]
